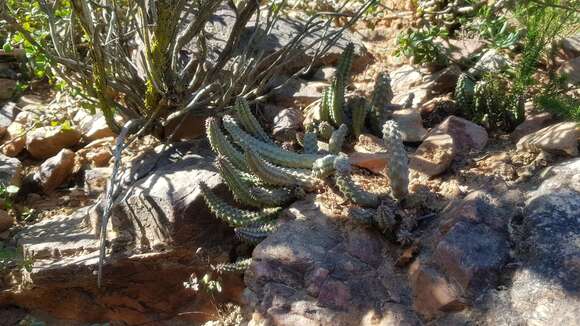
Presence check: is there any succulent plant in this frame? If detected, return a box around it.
[235,222,278,244]
[312,154,338,179]
[214,258,253,274]
[382,121,409,200]
[234,97,272,143]
[222,114,321,169]
[329,124,349,154]
[318,121,335,141]
[200,182,281,227]
[334,157,379,208]
[245,149,317,189]
[206,117,247,172]
[303,130,319,154]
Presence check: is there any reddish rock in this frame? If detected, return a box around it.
[1,122,26,157]
[86,148,112,167]
[410,133,455,177]
[511,112,554,142]
[427,64,462,95]
[349,152,388,175]
[318,280,351,309]
[516,122,578,156]
[354,133,386,153]
[392,109,428,142]
[246,199,418,326]
[0,209,14,233]
[34,149,76,193]
[26,126,81,159]
[439,38,486,62]
[427,116,488,153]
[272,108,303,142]
[432,222,510,292]
[5,143,244,325]
[409,260,466,319]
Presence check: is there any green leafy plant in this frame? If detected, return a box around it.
[394,26,449,65]
[0,184,20,210]
[466,4,521,50]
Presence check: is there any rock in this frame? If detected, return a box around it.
[559,35,580,60]
[510,112,554,142]
[408,260,466,319]
[516,122,578,156]
[392,85,433,109]
[162,111,206,141]
[1,122,26,157]
[34,149,76,193]
[425,65,462,95]
[409,190,516,319]
[479,159,580,325]
[0,78,16,100]
[272,77,328,107]
[86,147,112,167]
[557,56,580,84]
[390,65,424,93]
[410,133,455,177]
[349,152,388,175]
[73,111,115,141]
[0,209,14,233]
[16,94,44,107]
[427,116,488,154]
[0,65,18,79]
[26,126,81,159]
[84,167,112,196]
[432,221,509,292]
[354,133,385,153]
[468,49,511,78]
[392,109,428,142]
[174,5,370,78]
[438,38,486,63]
[313,66,337,81]
[272,108,303,142]
[0,153,22,186]
[245,199,419,326]
[4,143,244,325]
[420,95,457,128]
[0,102,19,137]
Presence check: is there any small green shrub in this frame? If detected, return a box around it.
[394,26,449,65]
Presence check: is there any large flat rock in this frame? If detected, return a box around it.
[2,142,245,325]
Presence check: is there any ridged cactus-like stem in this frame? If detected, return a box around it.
[374,200,397,234]
[368,72,394,135]
[318,121,335,141]
[454,73,476,115]
[200,182,281,227]
[234,222,277,244]
[349,207,375,226]
[371,72,394,109]
[215,156,275,208]
[333,157,379,208]
[319,87,332,123]
[214,258,253,273]
[234,97,272,143]
[206,117,247,172]
[382,121,409,200]
[329,124,348,154]
[312,154,337,179]
[249,186,296,207]
[245,149,317,189]
[303,131,318,154]
[222,115,321,169]
[351,100,369,137]
[330,78,345,126]
[336,43,354,85]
